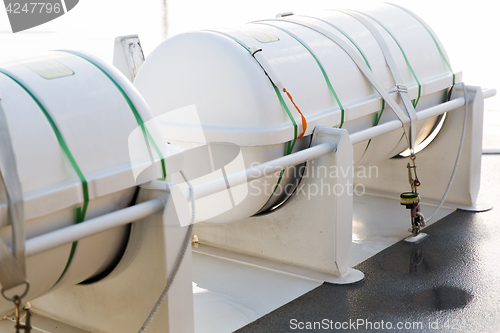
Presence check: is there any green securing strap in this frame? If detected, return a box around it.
[255,22,346,128]
[272,84,298,154]
[299,15,372,70]
[292,16,387,161]
[358,99,386,162]
[272,84,297,194]
[0,70,89,286]
[69,54,167,181]
[387,4,455,85]
[52,52,171,286]
[207,30,300,198]
[207,31,298,151]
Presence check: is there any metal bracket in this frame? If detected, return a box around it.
[397,85,408,93]
[112,35,145,82]
[194,126,364,284]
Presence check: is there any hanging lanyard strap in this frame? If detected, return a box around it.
[0,95,27,293]
[338,10,420,153]
[339,10,422,108]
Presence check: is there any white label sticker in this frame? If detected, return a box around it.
[241,27,280,43]
[20,58,74,79]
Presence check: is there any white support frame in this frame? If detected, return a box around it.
[30,188,195,333]
[357,85,488,211]
[194,127,364,284]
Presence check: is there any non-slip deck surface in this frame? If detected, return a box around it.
[237,155,500,333]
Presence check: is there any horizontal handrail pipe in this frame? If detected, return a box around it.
[350,88,496,145]
[25,198,165,257]
[25,141,336,256]
[186,141,336,201]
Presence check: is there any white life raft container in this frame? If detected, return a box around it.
[134,4,456,223]
[0,50,170,314]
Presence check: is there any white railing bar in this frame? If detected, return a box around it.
[350,88,496,145]
[25,198,165,257]
[25,141,336,256]
[183,141,336,201]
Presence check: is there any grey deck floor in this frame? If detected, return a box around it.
[237,152,500,332]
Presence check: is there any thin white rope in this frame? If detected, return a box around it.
[139,170,195,333]
[423,83,468,224]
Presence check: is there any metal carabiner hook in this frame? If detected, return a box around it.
[407,154,421,193]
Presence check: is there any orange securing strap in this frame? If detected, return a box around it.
[283,88,307,139]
